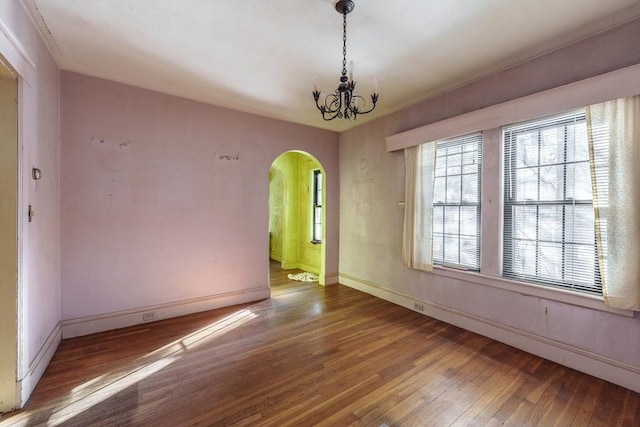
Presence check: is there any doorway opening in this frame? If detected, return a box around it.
[0,57,19,412]
[269,151,327,287]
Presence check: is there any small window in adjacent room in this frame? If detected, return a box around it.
[433,132,482,270]
[312,169,322,243]
[503,111,603,294]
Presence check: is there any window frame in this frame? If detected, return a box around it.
[432,132,483,271]
[502,111,602,295]
[311,169,322,244]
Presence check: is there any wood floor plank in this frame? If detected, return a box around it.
[537,369,583,426]
[1,261,638,426]
[448,356,529,426]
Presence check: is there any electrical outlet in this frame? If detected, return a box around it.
[414,302,424,312]
[143,312,155,322]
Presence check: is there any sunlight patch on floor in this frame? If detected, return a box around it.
[148,309,258,357]
[46,357,177,426]
[0,309,258,427]
[0,413,30,427]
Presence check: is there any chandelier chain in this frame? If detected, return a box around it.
[342,12,347,77]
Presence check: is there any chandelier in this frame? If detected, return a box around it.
[312,0,379,121]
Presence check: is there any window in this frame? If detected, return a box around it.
[432,132,482,270]
[503,111,603,294]
[312,170,322,243]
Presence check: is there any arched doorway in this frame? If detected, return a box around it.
[269,151,327,286]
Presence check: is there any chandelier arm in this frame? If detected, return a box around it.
[323,111,342,121]
[314,91,344,120]
[321,105,343,121]
[345,93,379,115]
[327,93,342,112]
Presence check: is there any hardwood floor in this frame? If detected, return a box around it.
[2,262,638,426]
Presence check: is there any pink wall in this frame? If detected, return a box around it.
[60,72,338,320]
[382,18,640,138]
[0,0,61,399]
[339,18,640,389]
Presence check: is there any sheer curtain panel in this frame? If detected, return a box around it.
[587,95,640,310]
[403,142,437,272]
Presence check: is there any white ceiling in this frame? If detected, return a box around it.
[25,0,640,132]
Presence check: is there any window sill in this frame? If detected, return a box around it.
[431,265,634,317]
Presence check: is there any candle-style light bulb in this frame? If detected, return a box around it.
[349,60,354,81]
[373,77,378,93]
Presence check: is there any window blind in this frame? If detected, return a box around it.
[432,132,482,270]
[503,111,604,294]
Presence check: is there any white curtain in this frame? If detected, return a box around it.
[402,142,437,272]
[587,95,640,310]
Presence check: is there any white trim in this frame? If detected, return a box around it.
[0,35,34,412]
[386,64,640,152]
[17,323,61,407]
[297,262,320,276]
[20,0,62,68]
[61,287,270,338]
[0,16,35,68]
[16,71,26,395]
[0,13,35,410]
[281,261,320,276]
[338,273,640,393]
[324,272,339,285]
[431,265,632,317]
[0,15,35,83]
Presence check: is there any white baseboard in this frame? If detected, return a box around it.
[297,263,320,275]
[62,287,270,339]
[281,261,320,276]
[339,273,640,393]
[18,322,62,407]
[324,272,339,285]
